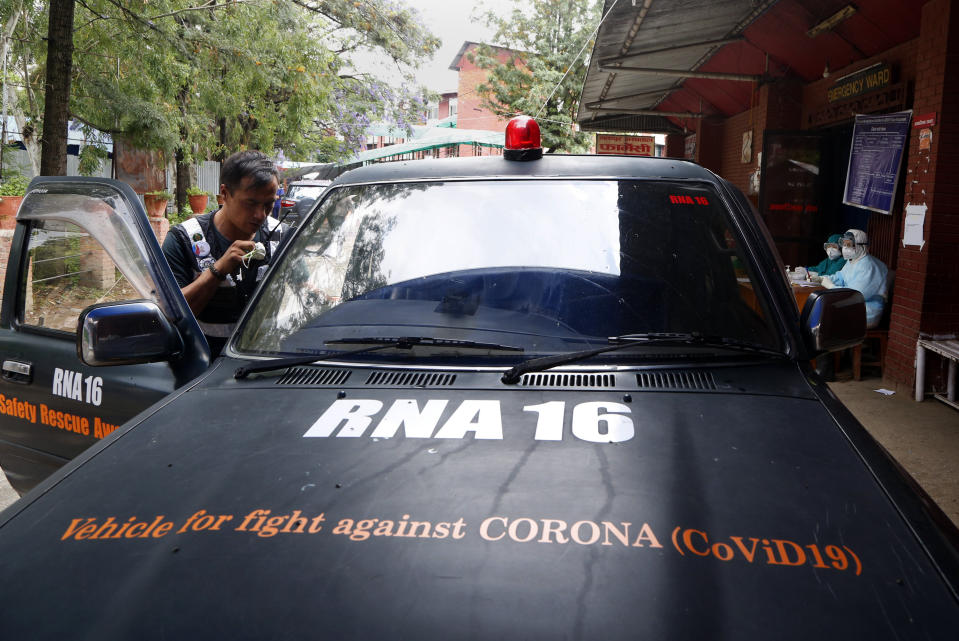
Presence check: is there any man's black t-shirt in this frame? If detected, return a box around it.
[161,211,286,355]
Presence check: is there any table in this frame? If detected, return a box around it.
[790,282,826,312]
[915,338,959,410]
[737,280,825,314]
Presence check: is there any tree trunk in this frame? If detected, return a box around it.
[39,0,76,176]
[0,1,22,178]
[175,146,189,212]
[15,22,42,177]
[216,117,227,161]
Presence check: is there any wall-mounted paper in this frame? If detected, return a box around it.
[903,203,927,249]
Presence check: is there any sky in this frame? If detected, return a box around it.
[356,0,519,94]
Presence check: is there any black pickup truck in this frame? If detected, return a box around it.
[0,117,956,639]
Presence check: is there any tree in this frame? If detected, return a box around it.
[2,0,440,194]
[39,0,74,175]
[470,0,602,153]
[0,0,41,177]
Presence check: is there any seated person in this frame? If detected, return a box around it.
[821,229,889,328]
[807,233,846,277]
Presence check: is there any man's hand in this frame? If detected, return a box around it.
[182,239,257,315]
[214,240,258,276]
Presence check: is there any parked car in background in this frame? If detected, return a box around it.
[283,192,320,228]
[279,179,330,218]
[1,117,957,638]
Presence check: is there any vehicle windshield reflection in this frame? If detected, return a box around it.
[236,179,780,361]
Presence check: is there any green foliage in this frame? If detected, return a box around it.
[0,172,29,196]
[5,0,440,165]
[147,189,173,201]
[470,0,602,153]
[186,185,207,197]
[168,207,194,226]
[77,144,109,176]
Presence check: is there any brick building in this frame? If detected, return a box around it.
[428,42,529,158]
[578,0,959,393]
[448,42,519,134]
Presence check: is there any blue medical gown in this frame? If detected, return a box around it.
[830,255,889,328]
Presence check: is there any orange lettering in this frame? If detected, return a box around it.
[61,517,96,541]
[768,539,806,566]
[730,536,760,562]
[682,528,711,556]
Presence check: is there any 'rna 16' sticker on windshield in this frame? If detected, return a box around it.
[669,194,710,205]
[52,367,103,407]
[303,399,634,443]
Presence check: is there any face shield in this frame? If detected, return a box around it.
[841,230,868,261]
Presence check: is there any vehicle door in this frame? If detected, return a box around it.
[0,177,210,493]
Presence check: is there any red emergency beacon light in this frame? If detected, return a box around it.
[504,115,543,161]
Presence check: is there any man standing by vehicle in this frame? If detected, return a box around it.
[162,150,288,356]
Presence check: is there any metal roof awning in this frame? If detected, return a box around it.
[578,0,775,133]
[577,0,926,134]
[345,128,505,165]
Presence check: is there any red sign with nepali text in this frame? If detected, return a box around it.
[913,112,936,128]
[596,134,656,156]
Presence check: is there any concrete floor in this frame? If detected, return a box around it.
[0,465,13,511]
[828,376,959,526]
[2,376,957,525]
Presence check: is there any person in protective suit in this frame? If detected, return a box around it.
[821,229,889,328]
[807,233,846,277]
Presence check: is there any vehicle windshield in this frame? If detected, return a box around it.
[235,179,780,362]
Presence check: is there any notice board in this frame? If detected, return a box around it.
[842,110,911,214]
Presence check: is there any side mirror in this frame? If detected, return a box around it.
[800,288,866,355]
[78,301,183,366]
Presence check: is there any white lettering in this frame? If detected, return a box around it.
[62,370,75,399]
[88,376,102,406]
[71,373,82,400]
[52,368,63,396]
[370,399,448,439]
[570,520,601,545]
[52,368,102,406]
[523,401,565,440]
[507,518,538,542]
[304,399,637,443]
[303,399,383,437]
[434,400,503,440]
[571,402,634,443]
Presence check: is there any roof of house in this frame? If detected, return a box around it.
[448,41,522,71]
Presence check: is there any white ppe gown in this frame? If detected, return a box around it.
[830,254,889,328]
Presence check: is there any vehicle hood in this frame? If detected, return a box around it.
[1,360,956,638]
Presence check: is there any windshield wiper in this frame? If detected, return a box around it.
[612,332,781,356]
[500,332,779,384]
[235,336,522,379]
[326,336,523,351]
